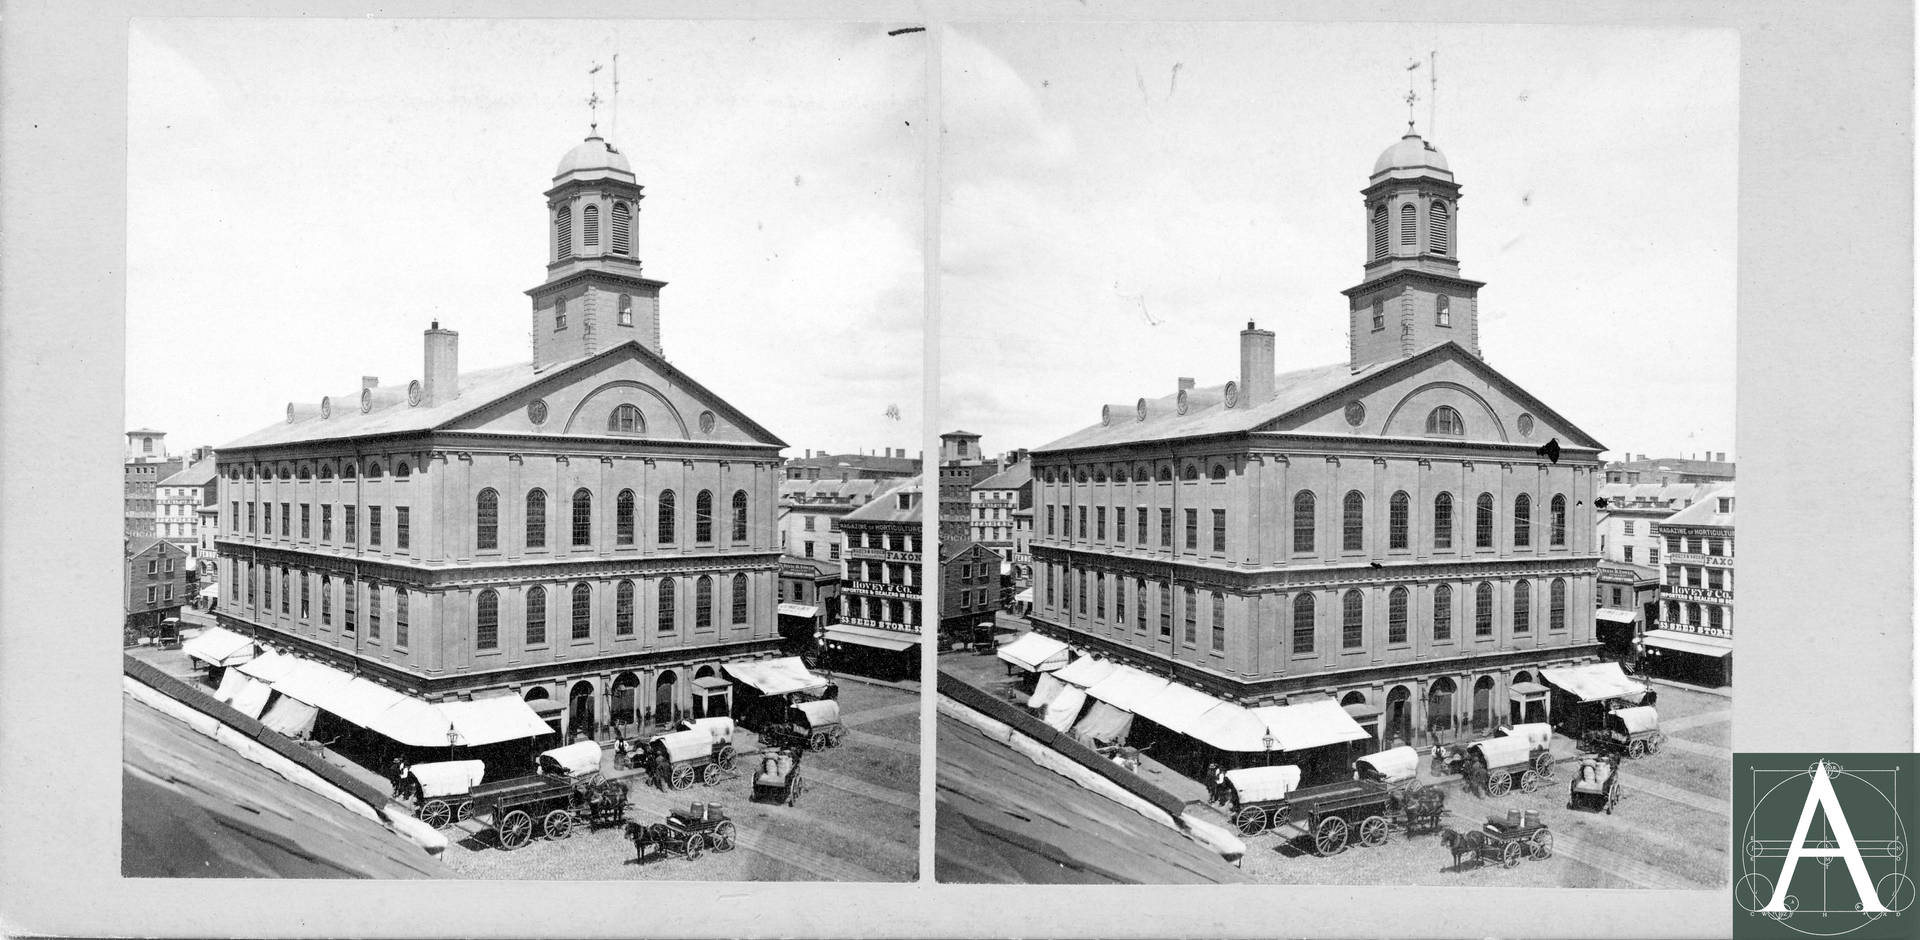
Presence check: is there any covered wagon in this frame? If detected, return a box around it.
[405,759,485,830]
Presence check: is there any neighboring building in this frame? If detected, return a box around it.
[1602,453,1735,485]
[1028,130,1608,754]
[1647,485,1735,686]
[195,503,221,607]
[970,454,1031,563]
[126,535,190,634]
[777,553,841,647]
[157,457,220,560]
[1010,506,1034,583]
[941,541,1001,645]
[783,448,920,482]
[777,477,900,563]
[830,484,925,678]
[1594,560,1660,660]
[212,130,789,739]
[1592,479,1718,655]
[938,431,997,545]
[125,429,184,539]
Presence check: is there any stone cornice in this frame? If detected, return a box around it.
[214,541,782,586]
[1030,544,1599,591]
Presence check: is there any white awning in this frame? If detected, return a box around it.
[325,677,413,730]
[1027,672,1068,710]
[1040,684,1087,732]
[778,603,821,618]
[1134,681,1225,736]
[1595,608,1639,624]
[212,666,250,704]
[369,695,458,748]
[258,696,318,738]
[1251,699,1371,752]
[1186,701,1274,752]
[1509,681,1551,701]
[229,676,273,720]
[1643,629,1734,657]
[1542,661,1650,703]
[996,632,1070,673]
[264,657,356,709]
[1013,588,1034,604]
[181,626,255,666]
[1053,655,1120,688]
[440,696,556,746]
[1070,700,1135,747]
[236,649,298,683]
[823,624,917,652]
[1083,665,1170,711]
[724,657,829,697]
[197,584,220,600]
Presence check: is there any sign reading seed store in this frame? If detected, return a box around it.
[1734,754,1916,939]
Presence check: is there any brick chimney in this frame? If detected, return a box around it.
[1238,320,1276,407]
[423,321,459,406]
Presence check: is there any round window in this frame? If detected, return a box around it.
[360,388,373,413]
[1177,389,1191,415]
[320,396,331,419]
[528,399,549,425]
[1136,398,1148,422]
[1518,413,1536,437]
[1345,400,1366,427]
[1224,381,1239,408]
[699,410,717,433]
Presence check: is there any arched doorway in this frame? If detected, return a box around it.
[524,686,561,738]
[1384,686,1413,747]
[610,672,640,732]
[568,680,596,741]
[1339,690,1380,753]
[1426,678,1457,742]
[655,670,678,727]
[1471,676,1496,734]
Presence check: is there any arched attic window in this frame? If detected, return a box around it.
[1426,406,1464,435]
[608,404,644,434]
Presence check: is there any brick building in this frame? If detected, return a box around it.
[1647,485,1734,685]
[126,536,190,634]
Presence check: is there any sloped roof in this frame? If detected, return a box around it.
[785,453,921,474]
[126,536,181,558]
[781,478,895,503]
[942,540,999,563]
[158,458,218,487]
[1661,484,1734,528]
[843,485,921,524]
[974,458,1032,491]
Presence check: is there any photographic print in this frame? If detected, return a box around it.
[933,21,1738,887]
[122,17,924,881]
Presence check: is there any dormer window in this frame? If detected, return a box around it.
[1717,497,1733,513]
[1425,405,1464,436]
[896,493,912,511]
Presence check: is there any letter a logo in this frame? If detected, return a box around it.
[1764,761,1890,913]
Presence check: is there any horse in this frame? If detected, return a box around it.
[624,821,673,864]
[1439,826,1485,870]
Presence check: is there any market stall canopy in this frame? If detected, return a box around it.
[258,696,318,738]
[996,632,1070,673]
[538,740,605,777]
[370,695,458,748]
[822,623,917,652]
[265,657,356,709]
[236,650,298,683]
[1356,746,1421,783]
[1595,608,1639,624]
[196,583,219,599]
[440,696,556,746]
[325,677,413,731]
[408,760,485,798]
[1027,673,1068,711]
[1500,722,1553,749]
[795,699,842,727]
[1013,588,1034,604]
[1541,662,1649,703]
[1070,700,1134,747]
[1641,629,1734,657]
[1053,655,1120,689]
[776,603,820,618]
[229,676,273,720]
[1186,701,1273,752]
[1611,705,1660,734]
[212,666,250,704]
[1251,699,1371,752]
[1467,735,1536,769]
[724,657,829,697]
[1134,681,1225,737]
[181,626,256,667]
[1224,765,1302,803]
[1040,684,1088,733]
[1083,664,1170,711]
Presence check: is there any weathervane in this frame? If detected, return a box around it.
[587,62,604,135]
[1405,58,1422,134]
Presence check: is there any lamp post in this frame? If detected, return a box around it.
[446,727,460,762]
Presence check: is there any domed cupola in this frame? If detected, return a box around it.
[1371,132,1452,183]
[529,131,666,368]
[554,133,636,186]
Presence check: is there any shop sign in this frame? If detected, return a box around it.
[850,581,918,597]
[1654,619,1731,638]
[1667,586,1734,601]
[1670,552,1735,568]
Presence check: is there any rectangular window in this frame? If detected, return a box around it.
[1136,507,1148,545]
[1094,575,1106,619]
[828,542,840,560]
[231,501,239,532]
[1159,583,1172,637]
[1159,509,1173,549]
[1115,578,1126,624]
[301,504,311,538]
[1046,506,1055,537]
[1687,566,1703,587]
[803,541,814,558]
[1115,507,1126,543]
[148,559,158,578]
[396,591,409,647]
[804,515,816,531]
[345,506,357,545]
[1687,537,1702,554]
[1211,509,1226,553]
[1708,538,1725,556]
[321,575,333,625]
[1182,587,1197,644]
[1135,579,1148,632]
[1095,507,1106,541]
[1649,547,1660,566]
[368,583,381,639]
[300,574,310,621]
[1436,294,1451,326]
[397,507,410,549]
[164,584,172,601]
[342,578,356,634]
[1077,506,1087,539]
[1210,592,1226,652]
[1622,521,1635,535]
[279,570,289,614]
[1184,509,1198,550]
[1623,545,1634,563]
[1708,568,1724,590]
[280,503,290,537]
[369,506,382,547]
[1665,535,1680,554]
[1076,570,1087,615]
[1044,567,1055,608]
[148,586,157,604]
[322,505,333,542]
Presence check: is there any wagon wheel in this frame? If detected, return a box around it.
[543,809,574,840]
[1533,751,1556,776]
[1519,770,1542,794]
[716,744,737,770]
[1487,772,1512,797]
[1233,807,1269,836]
[831,727,847,748]
[809,731,831,750]
[702,763,723,787]
[419,799,452,830]
[1358,815,1389,847]
[1530,830,1554,860]
[497,810,533,850]
[456,800,474,823]
[1606,783,1623,814]
[712,820,737,853]
[1646,733,1664,755]
[670,765,696,791]
[787,774,803,807]
[1627,740,1649,759]
[1314,816,1350,856]
[684,833,706,860]
[1269,804,1293,829]
[1501,841,1524,868]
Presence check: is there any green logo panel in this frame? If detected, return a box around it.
[1734,754,1916,940]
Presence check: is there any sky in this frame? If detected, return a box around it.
[127,18,925,459]
[939,22,1739,462]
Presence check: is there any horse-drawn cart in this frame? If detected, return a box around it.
[1223,765,1303,836]
[405,759,485,830]
[1466,736,1548,797]
[1579,705,1665,759]
[1354,746,1446,835]
[758,699,845,751]
[1443,812,1554,870]
[625,803,738,864]
[1286,778,1409,856]
[750,748,805,806]
[1498,722,1559,777]
[1567,754,1624,814]
[467,743,629,849]
[650,727,738,791]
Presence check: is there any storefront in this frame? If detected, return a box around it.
[1639,628,1733,687]
[820,624,919,681]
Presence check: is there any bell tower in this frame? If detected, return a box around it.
[527,130,668,369]
[1339,129,1483,372]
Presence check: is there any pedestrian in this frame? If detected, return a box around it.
[1466,759,1488,798]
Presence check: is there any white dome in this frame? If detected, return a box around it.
[1372,133,1451,179]
[554,135,634,181]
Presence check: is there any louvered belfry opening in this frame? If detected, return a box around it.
[611,202,631,255]
[582,203,600,246]
[1429,200,1450,255]
[555,205,574,259]
[1399,202,1417,245]
[1371,205,1388,259]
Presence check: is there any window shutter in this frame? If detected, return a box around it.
[1429,201,1450,255]
[611,202,631,255]
[582,204,599,246]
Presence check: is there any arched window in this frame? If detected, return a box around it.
[1182,464,1199,481]
[476,489,499,550]
[572,583,592,639]
[555,295,567,330]
[1427,677,1457,736]
[658,578,677,633]
[695,575,713,629]
[476,589,499,649]
[1209,464,1228,481]
[611,202,632,255]
[297,464,312,480]
[551,490,584,551]
[615,489,635,545]
[1114,465,1129,483]
[731,574,748,624]
[608,404,643,434]
[1429,201,1450,255]
[1687,603,1701,625]
[1666,599,1680,623]
[1433,492,1454,549]
[1092,467,1107,483]
[1475,493,1495,548]
[1400,203,1417,245]
[1548,578,1567,630]
[1292,593,1316,654]
[615,580,635,635]
[1549,494,1567,546]
[1342,589,1364,648]
[695,490,714,542]
[1094,573,1106,618]
[1292,491,1316,553]
[582,204,599,246]
[525,489,547,548]
[555,206,573,260]
[1388,586,1409,644]
[1371,204,1389,259]
[658,490,676,543]
[341,461,356,479]
[1513,580,1531,633]
[1426,406,1464,435]
[618,294,633,326]
[525,586,547,645]
[1388,491,1410,550]
[1474,582,1494,637]
[1342,490,1365,552]
[731,490,749,542]
[1513,494,1533,548]
[395,462,410,479]
[318,463,334,481]
[1433,583,1454,640]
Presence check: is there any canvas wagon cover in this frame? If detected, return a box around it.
[539,740,604,777]
[679,716,735,741]
[1224,765,1302,803]
[1355,746,1421,783]
[410,760,485,798]
[1611,705,1659,734]
[1468,736,1536,770]
[654,728,715,764]
[794,699,841,727]
[1500,722,1553,749]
